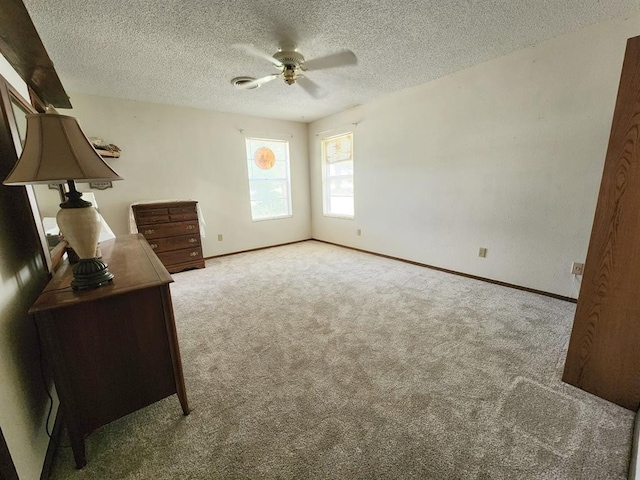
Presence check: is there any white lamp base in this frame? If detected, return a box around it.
[56,205,101,258]
[57,199,114,289]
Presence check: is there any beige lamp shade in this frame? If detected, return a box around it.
[3,113,122,185]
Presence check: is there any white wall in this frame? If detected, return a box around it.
[0,54,55,480]
[35,95,311,256]
[310,14,640,299]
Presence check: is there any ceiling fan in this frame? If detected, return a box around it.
[232,43,357,98]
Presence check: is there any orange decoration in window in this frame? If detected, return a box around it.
[254,147,276,169]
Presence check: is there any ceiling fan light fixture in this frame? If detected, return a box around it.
[231,76,260,89]
[233,42,357,98]
[283,67,297,85]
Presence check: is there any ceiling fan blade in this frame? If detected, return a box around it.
[236,74,280,90]
[297,76,326,99]
[303,50,357,71]
[233,44,283,68]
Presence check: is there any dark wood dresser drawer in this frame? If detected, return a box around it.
[169,212,198,222]
[138,215,170,225]
[134,207,169,225]
[136,207,168,216]
[169,205,197,214]
[147,234,200,253]
[157,247,203,267]
[140,220,199,240]
[132,201,205,274]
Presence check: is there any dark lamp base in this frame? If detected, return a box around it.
[71,258,114,290]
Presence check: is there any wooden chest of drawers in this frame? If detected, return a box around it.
[29,235,190,468]
[132,201,205,273]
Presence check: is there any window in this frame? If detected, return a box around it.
[322,132,354,218]
[245,137,292,221]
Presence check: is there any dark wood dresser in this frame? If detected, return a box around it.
[132,200,205,273]
[29,234,190,469]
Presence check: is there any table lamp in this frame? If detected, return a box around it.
[3,107,123,289]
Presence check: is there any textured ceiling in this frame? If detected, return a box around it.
[22,0,640,122]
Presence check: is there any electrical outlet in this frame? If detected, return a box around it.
[217,234,223,241]
[571,262,584,275]
[357,229,362,236]
[478,247,487,258]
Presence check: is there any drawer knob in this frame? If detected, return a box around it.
[144,229,155,235]
[150,243,158,249]
[189,251,198,257]
[188,238,197,243]
[186,225,195,230]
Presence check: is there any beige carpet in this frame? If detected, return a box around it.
[49,240,634,479]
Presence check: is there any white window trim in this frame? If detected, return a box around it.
[321,132,355,219]
[251,213,293,222]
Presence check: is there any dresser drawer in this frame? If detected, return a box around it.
[136,207,169,216]
[169,205,197,215]
[156,247,202,266]
[140,220,199,239]
[134,207,170,225]
[147,234,200,253]
[169,212,198,222]
[136,214,170,225]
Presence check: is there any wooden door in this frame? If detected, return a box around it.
[562,35,640,410]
